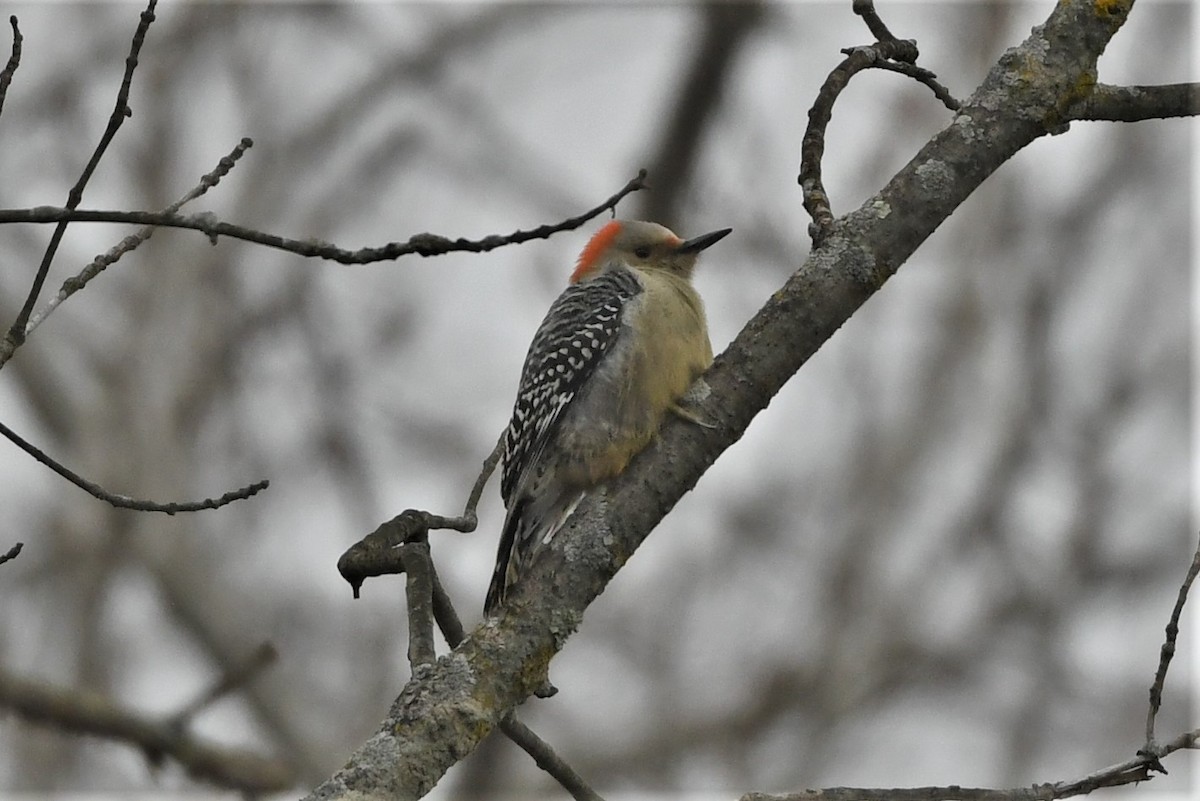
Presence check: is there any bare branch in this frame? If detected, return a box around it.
[1069,82,1200,122]
[741,727,1199,801]
[800,3,965,247]
[3,0,158,351]
[0,169,648,267]
[498,716,605,801]
[1142,531,1200,754]
[20,137,255,343]
[0,15,21,119]
[337,434,503,598]
[0,667,292,793]
[800,39,924,246]
[339,484,604,798]
[847,0,959,108]
[0,419,268,514]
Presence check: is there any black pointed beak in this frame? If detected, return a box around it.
[676,227,732,254]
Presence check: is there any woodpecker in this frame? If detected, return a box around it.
[485,219,732,615]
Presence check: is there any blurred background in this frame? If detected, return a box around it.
[0,1,1193,798]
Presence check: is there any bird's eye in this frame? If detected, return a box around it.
[634,246,651,258]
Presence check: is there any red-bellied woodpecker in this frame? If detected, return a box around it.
[485,219,732,615]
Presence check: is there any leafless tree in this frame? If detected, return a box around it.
[0,1,1194,799]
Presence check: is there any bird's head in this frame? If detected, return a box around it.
[570,219,732,284]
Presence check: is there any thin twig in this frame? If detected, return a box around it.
[741,729,1195,801]
[0,15,22,120]
[427,432,505,533]
[0,542,22,566]
[21,137,255,341]
[869,58,961,111]
[4,0,158,351]
[1142,531,1200,756]
[0,169,649,267]
[0,667,292,792]
[341,487,603,797]
[168,642,278,728]
[0,419,268,514]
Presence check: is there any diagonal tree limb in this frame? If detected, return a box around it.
[425,556,604,801]
[305,1,1155,798]
[357,506,606,799]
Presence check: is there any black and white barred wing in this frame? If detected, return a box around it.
[499,269,642,505]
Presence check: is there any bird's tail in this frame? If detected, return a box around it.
[484,490,584,615]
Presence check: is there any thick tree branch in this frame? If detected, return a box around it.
[340,479,603,797]
[1068,82,1200,122]
[305,1,1152,798]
